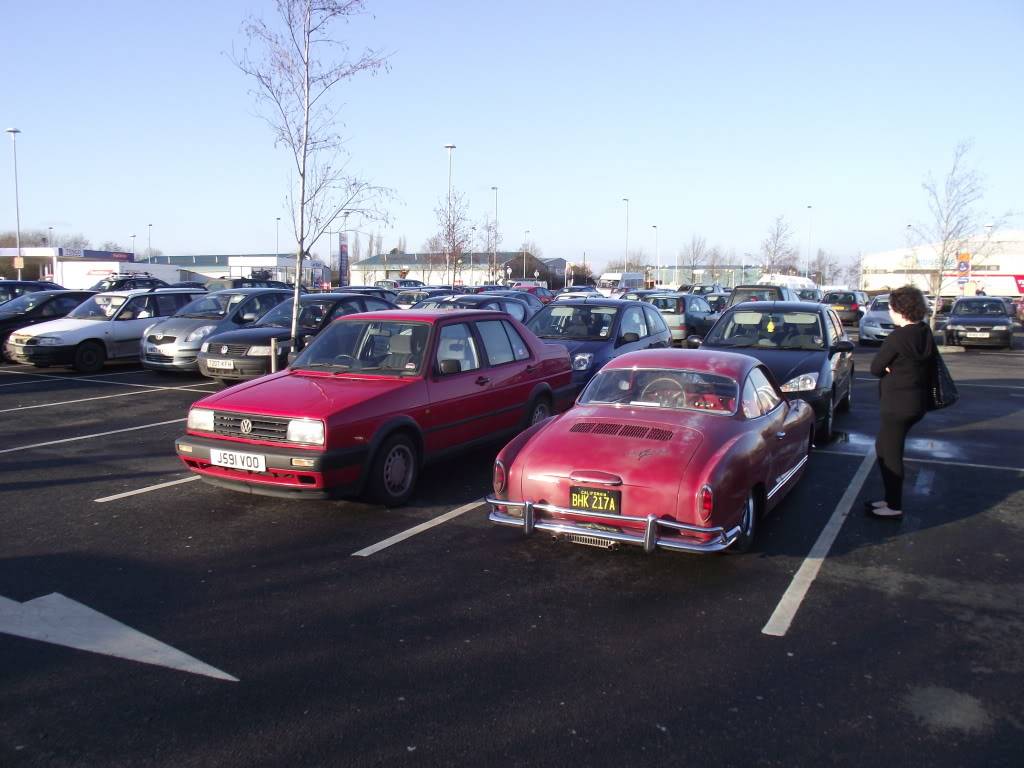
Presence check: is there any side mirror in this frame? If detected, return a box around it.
[830,340,855,355]
[438,359,461,375]
[617,332,640,346]
[239,311,258,323]
[686,336,703,349]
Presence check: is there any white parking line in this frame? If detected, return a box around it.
[0,418,185,455]
[0,368,216,395]
[762,451,876,638]
[351,499,486,557]
[94,476,200,503]
[0,388,158,413]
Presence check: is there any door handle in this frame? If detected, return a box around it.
[775,431,787,440]
[475,376,490,386]
[525,363,537,373]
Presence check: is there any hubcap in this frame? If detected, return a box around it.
[382,445,414,496]
[531,402,550,424]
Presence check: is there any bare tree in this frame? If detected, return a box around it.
[761,215,799,275]
[680,234,708,283]
[843,252,865,289]
[910,141,1009,325]
[431,191,475,284]
[99,240,127,252]
[420,235,443,284]
[810,248,839,285]
[605,251,648,273]
[234,0,391,342]
[1,229,89,248]
[704,246,726,283]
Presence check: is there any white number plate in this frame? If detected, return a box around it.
[965,332,989,338]
[206,358,234,370]
[210,449,266,472]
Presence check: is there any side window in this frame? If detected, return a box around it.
[117,296,154,320]
[502,321,531,361]
[55,295,85,314]
[477,320,515,366]
[621,306,648,338]
[643,305,667,334]
[251,293,284,317]
[828,312,844,344]
[504,301,526,321]
[329,301,360,321]
[363,299,393,311]
[155,294,181,317]
[435,323,480,373]
[37,299,61,318]
[749,367,782,413]
[693,297,711,313]
[741,377,762,419]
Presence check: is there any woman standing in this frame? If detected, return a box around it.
[867,286,936,519]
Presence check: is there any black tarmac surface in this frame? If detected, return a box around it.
[1,333,1022,767]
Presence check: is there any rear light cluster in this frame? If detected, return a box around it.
[492,460,507,495]
[698,485,714,520]
[851,303,859,311]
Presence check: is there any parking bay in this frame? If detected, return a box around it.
[1,348,1022,767]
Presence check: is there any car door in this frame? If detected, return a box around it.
[472,318,538,433]
[642,304,671,347]
[424,321,494,453]
[616,305,651,358]
[826,309,853,401]
[687,296,713,336]
[110,295,158,358]
[745,367,804,490]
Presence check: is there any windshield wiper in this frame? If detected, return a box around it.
[719,338,755,348]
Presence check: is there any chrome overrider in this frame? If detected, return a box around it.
[485,498,743,554]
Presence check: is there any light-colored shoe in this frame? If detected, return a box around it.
[869,504,903,519]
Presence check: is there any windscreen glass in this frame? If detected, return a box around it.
[580,368,738,414]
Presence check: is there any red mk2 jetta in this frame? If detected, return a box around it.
[487,348,814,554]
[176,310,573,505]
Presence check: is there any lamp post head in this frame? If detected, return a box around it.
[5,128,21,135]
[444,143,456,150]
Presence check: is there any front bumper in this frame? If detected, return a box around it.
[486,497,741,554]
[196,353,273,380]
[4,341,77,366]
[176,433,367,499]
[945,328,1012,347]
[142,342,202,371]
[859,325,891,342]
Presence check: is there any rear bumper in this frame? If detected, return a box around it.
[486,497,741,554]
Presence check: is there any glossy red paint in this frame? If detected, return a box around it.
[176,310,572,502]
[488,348,815,553]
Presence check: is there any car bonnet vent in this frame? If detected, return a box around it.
[648,428,674,441]
[591,423,624,435]
[569,422,674,441]
[568,422,595,434]
[619,425,650,439]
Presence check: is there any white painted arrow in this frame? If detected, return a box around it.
[0,593,238,682]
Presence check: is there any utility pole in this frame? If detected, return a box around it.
[6,128,23,279]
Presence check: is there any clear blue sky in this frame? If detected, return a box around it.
[3,0,1021,273]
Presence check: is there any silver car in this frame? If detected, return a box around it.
[858,295,894,345]
[141,288,290,372]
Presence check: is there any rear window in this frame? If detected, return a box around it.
[825,293,856,303]
[647,296,680,312]
[731,288,781,303]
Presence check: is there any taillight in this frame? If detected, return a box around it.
[492,460,507,495]
[698,485,713,520]
[851,302,859,311]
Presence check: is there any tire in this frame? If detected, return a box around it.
[72,341,106,374]
[367,433,419,507]
[524,395,552,428]
[730,489,759,554]
[0,334,12,363]
[815,392,834,446]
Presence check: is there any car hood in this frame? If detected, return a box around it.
[194,370,420,420]
[149,316,234,337]
[204,326,301,346]
[710,345,824,386]
[540,338,611,357]
[10,317,102,338]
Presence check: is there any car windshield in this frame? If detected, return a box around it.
[870,298,890,311]
[0,292,52,314]
[705,310,826,350]
[67,294,126,320]
[292,320,430,376]
[257,299,335,328]
[579,368,738,414]
[527,304,619,340]
[175,292,247,318]
[953,300,1007,316]
[597,279,619,290]
[398,290,433,303]
[88,278,123,291]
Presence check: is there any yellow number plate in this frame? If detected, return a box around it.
[569,486,622,514]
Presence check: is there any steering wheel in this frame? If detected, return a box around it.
[332,354,359,370]
[639,377,685,407]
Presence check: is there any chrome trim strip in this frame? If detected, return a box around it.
[486,497,742,554]
[767,454,808,500]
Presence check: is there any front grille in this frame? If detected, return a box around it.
[214,411,290,442]
[145,353,174,363]
[210,343,251,356]
[147,334,177,344]
[569,422,674,441]
[879,322,894,329]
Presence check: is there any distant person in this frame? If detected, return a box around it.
[867,286,936,519]
[975,288,987,296]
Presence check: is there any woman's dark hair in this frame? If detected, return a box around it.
[889,285,928,322]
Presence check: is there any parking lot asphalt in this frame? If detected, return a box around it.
[1,333,1022,767]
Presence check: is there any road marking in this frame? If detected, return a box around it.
[352,499,486,557]
[0,368,217,395]
[95,475,201,503]
[0,418,185,455]
[854,376,1024,391]
[817,448,1024,473]
[0,388,158,412]
[0,593,237,681]
[762,450,876,637]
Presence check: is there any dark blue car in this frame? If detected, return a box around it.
[525,298,672,389]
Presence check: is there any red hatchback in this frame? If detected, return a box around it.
[487,348,814,554]
[176,310,573,505]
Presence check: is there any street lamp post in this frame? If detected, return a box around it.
[622,198,629,264]
[652,224,659,286]
[523,230,530,279]
[491,185,498,282]
[130,234,136,255]
[6,128,23,279]
[48,226,53,248]
[805,204,813,280]
[275,217,281,257]
[444,143,456,284]
[147,223,152,260]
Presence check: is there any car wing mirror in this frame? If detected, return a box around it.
[686,336,703,349]
[617,332,640,346]
[239,311,258,323]
[830,340,855,355]
[438,358,461,375]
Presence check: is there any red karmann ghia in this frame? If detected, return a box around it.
[487,348,814,553]
[177,310,573,505]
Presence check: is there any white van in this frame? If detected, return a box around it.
[596,272,644,297]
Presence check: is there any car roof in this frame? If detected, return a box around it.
[349,309,511,323]
[207,287,292,296]
[14,289,92,298]
[98,287,204,298]
[603,348,756,380]
[436,294,528,305]
[724,300,826,312]
[549,297,636,307]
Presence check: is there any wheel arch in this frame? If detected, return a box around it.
[357,416,424,493]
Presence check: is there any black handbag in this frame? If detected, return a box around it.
[927,350,959,410]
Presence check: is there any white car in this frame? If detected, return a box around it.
[5,288,205,373]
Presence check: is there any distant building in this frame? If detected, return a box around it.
[351,251,545,286]
[143,253,329,286]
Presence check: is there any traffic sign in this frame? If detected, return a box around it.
[957,252,971,273]
[957,276,969,285]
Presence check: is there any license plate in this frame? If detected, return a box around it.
[570,486,622,514]
[210,449,266,472]
[206,358,234,370]
[965,332,989,338]
[831,305,846,311]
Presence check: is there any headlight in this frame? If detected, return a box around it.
[187,407,215,431]
[780,372,820,392]
[36,336,63,346]
[200,342,211,352]
[572,352,594,371]
[863,319,880,328]
[286,418,324,445]
[186,325,217,343]
[247,345,272,356]
[947,324,965,331]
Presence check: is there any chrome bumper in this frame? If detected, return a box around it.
[485,498,741,554]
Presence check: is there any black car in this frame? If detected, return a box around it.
[204,277,293,292]
[822,290,870,325]
[727,284,800,308]
[481,289,545,318]
[944,297,1015,349]
[697,301,854,442]
[197,292,397,381]
[0,290,94,362]
[410,293,534,323]
[343,286,399,303]
[0,279,65,305]
[88,273,169,292]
